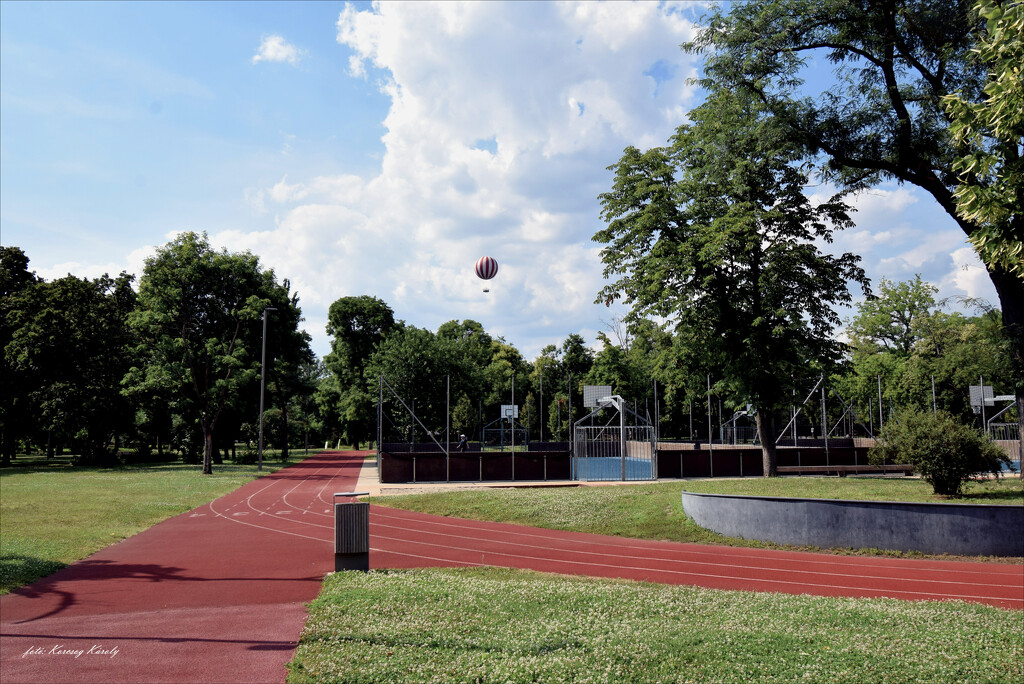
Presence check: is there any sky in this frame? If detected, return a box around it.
[0,0,998,362]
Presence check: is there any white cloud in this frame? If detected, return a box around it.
[944,246,993,300]
[848,187,918,217]
[251,35,306,65]
[223,1,702,358]
[879,230,966,271]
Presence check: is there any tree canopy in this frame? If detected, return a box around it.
[1,246,40,465]
[126,232,308,473]
[686,0,1023,465]
[944,0,1024,277]
[846,275,938,357]
[322,296,397,449]
[596,87,868,474]
[8,273,137,465]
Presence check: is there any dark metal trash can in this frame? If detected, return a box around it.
[334,492,369,571]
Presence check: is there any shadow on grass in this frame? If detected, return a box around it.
[0,455,312,479]
[960,489,1024,503]
[1,554,67,595]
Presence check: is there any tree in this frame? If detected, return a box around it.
[547,393,574,442]
[870,407,1007,495]
[291,358,327,453]
[438,319,493,424]
[367,325,464,442]
[366,318,507,447]
[587,336,632,397]
[906,308,1013,420]
[687,0,1024,458]
[323,296,396,449]
[451,394,475,440]
[944,0,1024,277]
[552,334,593,425]
[559,334,594,384]
[586,321,673,410]
[484,340,530,411]
[6,272,137,465]
[126,232,303,474]
[264,297,315,459]
[839,282,1013,424]
[0,247,39,465]
[325,296,397,380]
[847,276,938,357]
[595,87,868,475]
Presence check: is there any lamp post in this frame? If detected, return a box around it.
[258,306,277,471]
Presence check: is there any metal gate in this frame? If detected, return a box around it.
[573,424,656,481]
[572,391,656,482]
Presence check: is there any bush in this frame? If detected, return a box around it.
[234,443,257,465]
[869,408,1009,496]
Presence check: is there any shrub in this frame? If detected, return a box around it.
[869,408,1009,496]
[234,444,257,465]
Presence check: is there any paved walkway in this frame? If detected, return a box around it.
[2,451,1021,683]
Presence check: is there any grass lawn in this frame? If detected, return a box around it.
[0,452,319,594]
[288,567,1024,684]
[678,474,1024,503]
[370,476,1023,559]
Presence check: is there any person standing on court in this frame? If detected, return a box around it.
[456,434,468,452]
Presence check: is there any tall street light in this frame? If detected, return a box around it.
[258,306,277,471]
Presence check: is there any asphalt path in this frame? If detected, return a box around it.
[1,451,1021,684]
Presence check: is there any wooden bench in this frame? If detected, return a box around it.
[777,464,914,477]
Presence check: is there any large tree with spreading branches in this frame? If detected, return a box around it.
[687,0,1023,451]
[596,88,868,475]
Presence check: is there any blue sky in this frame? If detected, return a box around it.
[0,1,996,361]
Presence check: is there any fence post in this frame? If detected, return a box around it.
[821,382,829,466]
[620,400,626,481]
[707,374,714,477]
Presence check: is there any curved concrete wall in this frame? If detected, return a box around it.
[681,491,1024,557]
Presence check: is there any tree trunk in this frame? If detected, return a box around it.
[202,428,214,474]
[989,264,1024,464]
[756,410,778,477]
[1016,395,1024,466]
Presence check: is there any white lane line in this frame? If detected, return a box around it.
[368,507,1023,580]
[368,521,1020,592]
[241,465,338,528]
[367,534,1023,606]
[208,497,332,544]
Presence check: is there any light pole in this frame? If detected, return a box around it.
[258,306,277,471]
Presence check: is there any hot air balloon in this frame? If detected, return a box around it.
[475,256,498,292]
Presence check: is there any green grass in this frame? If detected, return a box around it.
[288,567,1024,684]
[0,452,319,594]
[679,473,1024,503]
[370,476,1023,559]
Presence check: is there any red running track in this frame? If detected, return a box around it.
[2,451,1022,683]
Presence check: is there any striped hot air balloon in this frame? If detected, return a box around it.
[475,256,498,280]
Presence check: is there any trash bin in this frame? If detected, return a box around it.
[334,492,369,571]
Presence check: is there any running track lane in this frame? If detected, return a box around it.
[0,452,363,684]
[2,452,1022,684]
